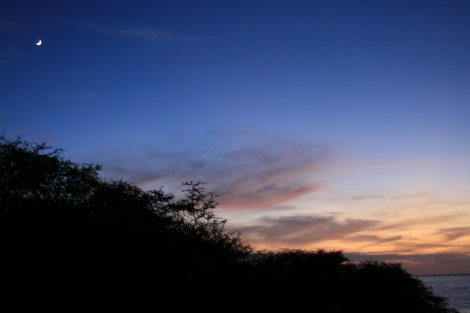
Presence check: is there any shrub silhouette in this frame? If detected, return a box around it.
[339,260,459,313]
[0,136,250,305]
[0,135,458,312]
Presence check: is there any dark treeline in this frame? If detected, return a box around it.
[0,136,458,312]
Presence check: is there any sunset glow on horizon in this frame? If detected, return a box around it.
[1,0,469,275]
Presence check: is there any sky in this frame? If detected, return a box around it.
[1,0,469,275]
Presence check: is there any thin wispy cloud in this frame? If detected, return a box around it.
[350,195,386,201]
[349,193,430,201]
[392,241,467,252]
[237,214,380,246]
[92,133,336,211]
[373,214,465,232]
[344,235,402,244]
[346,253,470,275]
[436,227,470,241]
[76,132,470,263]
[79,22,207,41]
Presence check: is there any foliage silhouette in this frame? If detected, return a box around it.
[342,259,459,313]
[0,135,458,312]
[0,135,250,305]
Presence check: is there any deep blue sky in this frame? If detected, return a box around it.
[1,0,470,274]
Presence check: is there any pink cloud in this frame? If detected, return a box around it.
[94,133,336,211]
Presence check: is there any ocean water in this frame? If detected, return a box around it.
[416,274,470,313]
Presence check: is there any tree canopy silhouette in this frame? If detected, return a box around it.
[0,135,458,312]
[0,135,251,305]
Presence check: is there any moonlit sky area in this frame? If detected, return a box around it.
[1,0,469,274]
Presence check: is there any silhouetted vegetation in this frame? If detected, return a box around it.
[0,135,458,312]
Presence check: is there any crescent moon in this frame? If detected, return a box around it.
[36,40,42,46]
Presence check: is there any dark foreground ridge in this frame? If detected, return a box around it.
[0,136,458,312]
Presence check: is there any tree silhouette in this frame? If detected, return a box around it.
[245,250,458,312]
[0,135,250,306]
[0,135,458,312]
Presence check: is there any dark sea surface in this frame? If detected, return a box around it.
[415,274,470,313]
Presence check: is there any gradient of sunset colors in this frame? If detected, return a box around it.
[1,0,469,275]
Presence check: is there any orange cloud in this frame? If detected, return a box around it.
[237,214,380,247]
[373,214,465,232]
[81,132,470,273]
